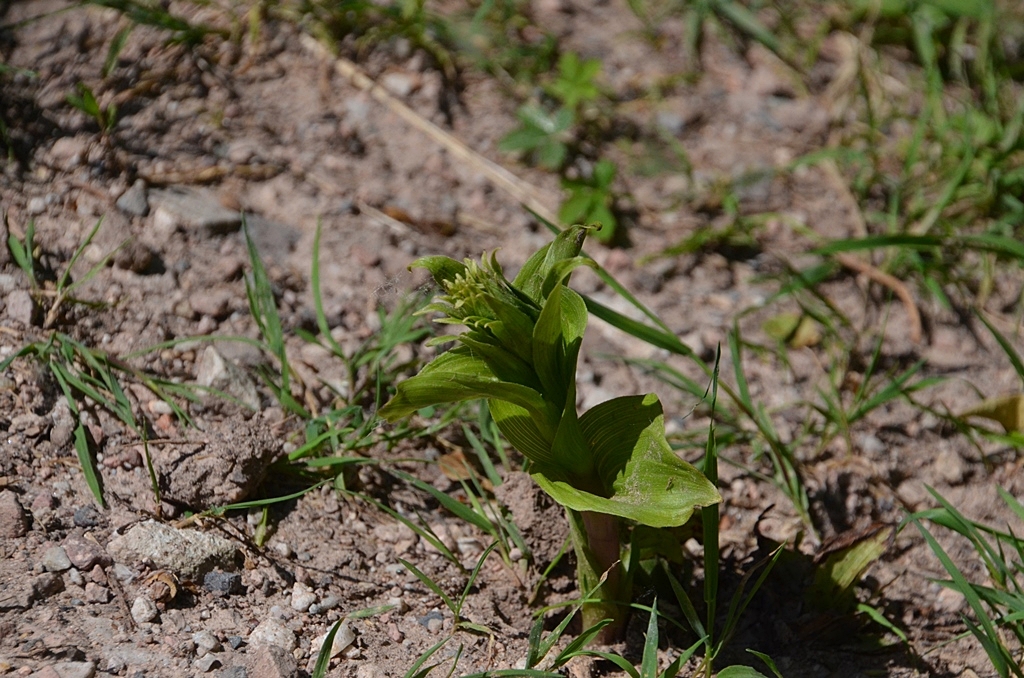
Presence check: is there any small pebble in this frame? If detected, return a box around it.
[31,572,64,600]
[203,571,243,596]
[73,505,103,527]
[192,630,222,657]
[194,654,222,673]
[41,546,73,572]
[85,582,111,603]
[0,491,29,537]
[131,595,160,624]
[67,568,85,586]
[27,196,46,215]
[116,178,150,216]
[290,582,317,612]
[248,618,297,652]
[418,610,444,634]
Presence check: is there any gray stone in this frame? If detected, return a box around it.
[247,618,296,653]
[203,571,244,596]
[116,179,150,216]
[6,289,39,326]
[73,505,103,528]
[84,582,111,603]
[381,71,419,98]
[0,491,29,537]
[131,595,159,624]
[107,520,239,580]
[219,667,248,678]
[0,273,18,294]
[418,609,444,633]
[149,187,241,236]
[31,572,65,599]
[62,533,112,571]
[195,346,261,410]
[41,546,73,572]
[195,655,223,673]
[50,400,75,449]
[193,630,223,656]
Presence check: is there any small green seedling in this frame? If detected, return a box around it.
[499,104,573,171]
[560,159,618,243]
[379,225,720,639]
[67,82,117,135]
[547,51,602,111]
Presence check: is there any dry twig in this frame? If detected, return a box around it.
[835,252,922,344]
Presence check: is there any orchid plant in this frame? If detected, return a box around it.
[379,225,720,638]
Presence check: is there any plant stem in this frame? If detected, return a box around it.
[568,508,627,642]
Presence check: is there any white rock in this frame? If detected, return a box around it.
[248,618,297,653]
[290,582,317,612]
[309,622,355,666]
[106,520,238,580]
[131,596,159,624]
[195,346,261,410]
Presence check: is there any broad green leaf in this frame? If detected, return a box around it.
[533,394,720,527]
[532,283,587,408]
[379,348,554,429]
[488,399,554,466]
[486,297,539,364]
[533,281,568,404]
[549,380,593,479]
[456,333,542,391]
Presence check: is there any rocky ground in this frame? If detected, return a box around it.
[1,1,1023,677]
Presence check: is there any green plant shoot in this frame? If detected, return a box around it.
[379,224,720,638]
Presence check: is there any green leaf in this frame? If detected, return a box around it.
[411,256,467,287]
[716,666,770,678]
[456,334,542,390]
[379,348,555,430]
[593,159,616,188]
[559,187,595,226]
[488,399,555,466]
[532,283,584,406]
[533,394,720,527]
[514,224,595,303]
[640,599,660,678]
